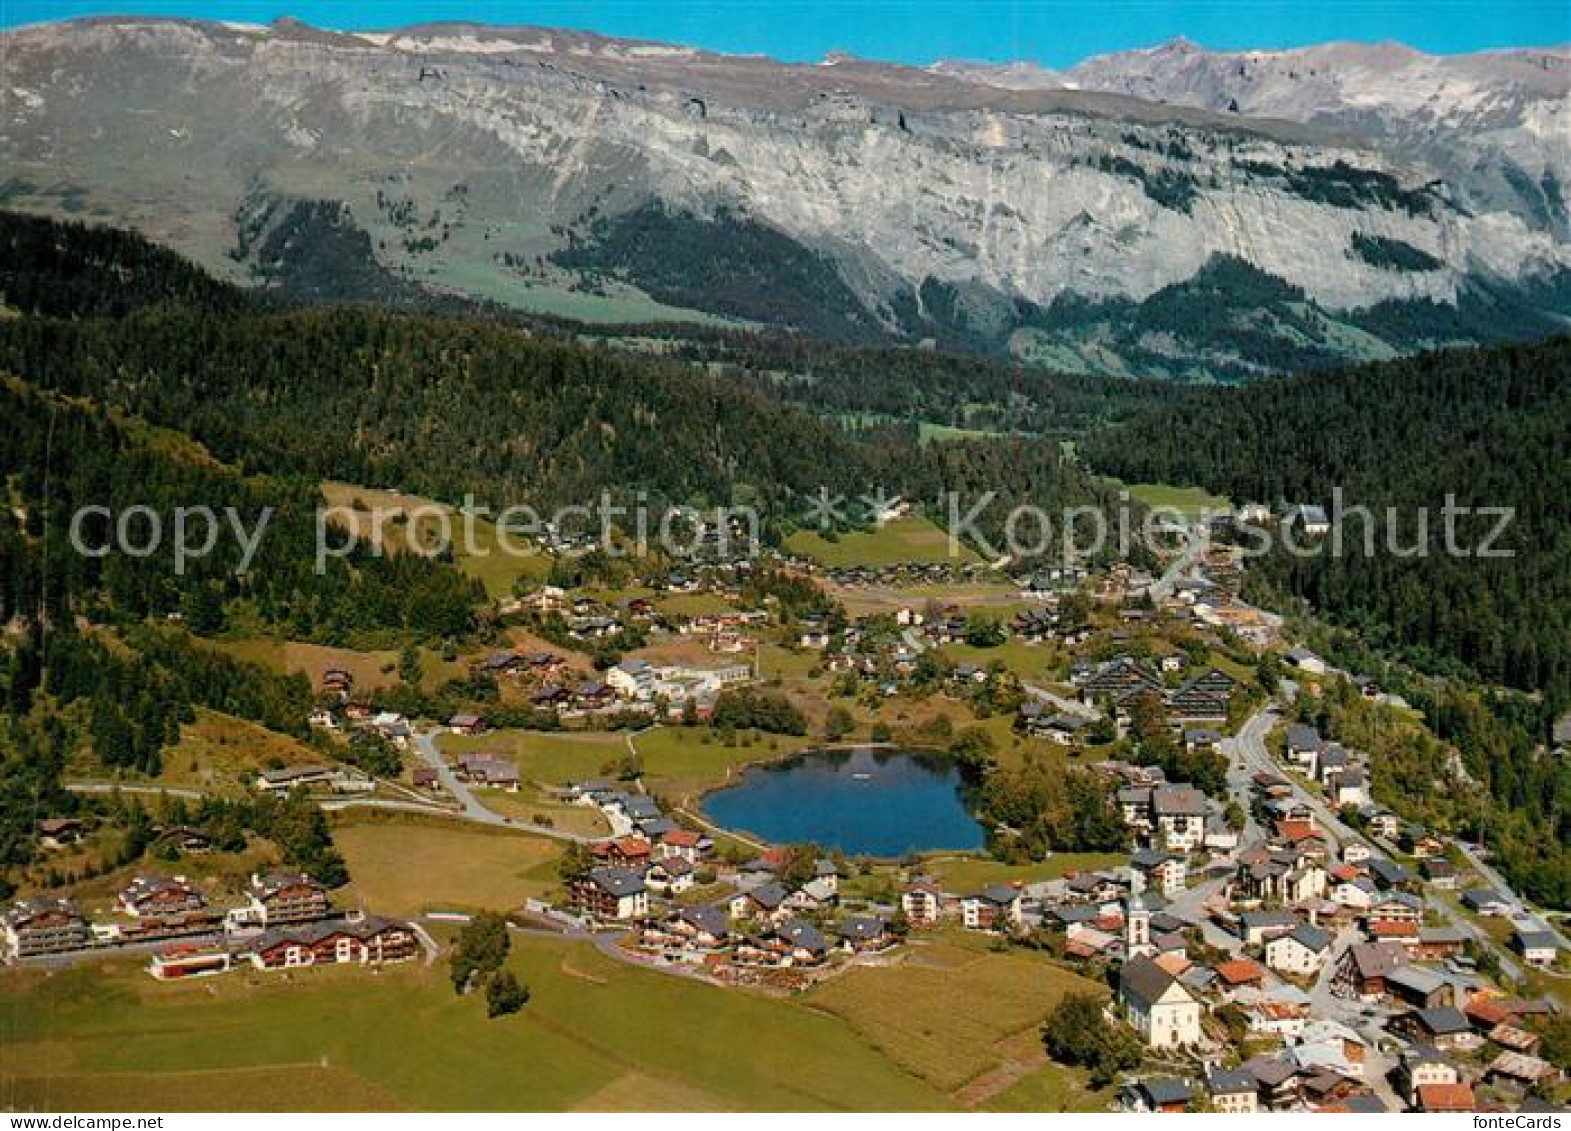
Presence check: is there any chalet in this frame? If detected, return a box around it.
[243,872,331,927]
[412,767,440,791]
[1150,786,1208,852]
[1366,857,1415,891]
[257,764,374,795]
[36,818,83,848]
[531,684,570,710]
[118,875,205,920]
[1368,918,1419,948]
[148,946,233,981]
[1288,504,1330,537]
[1130,848,1187,898]
[1119,1077,1195,1114]
[901,879,944,928]
[1330,768,1366,809]
[573,868,649,921]
[1332,942,1409,1002]
[728,882,789,924]
[1365,810,1400,840]
[1204,814,1241,852]
[591,836,654,869]
[368,711,411,745]
[749,919,829,967]
[1398,1046,1458,1106]
[1294,1018,1368,1080]
[249,915,417,970]
[1416,1083,1475,1113]
[837,915,892,953]
[1413,926,1469,961]
[1331,877,1379,912]
[1384,964,1452,1010]
[1205,1068,1259,1114]
[1238,909,1298,946]
[1119,955,1203,1049]
[1512,929,1560,968]
[153,825,213,855]
[1214,957,1268,993]
[646,857,695,895]
[669,905,730,950]
[447,713,485,736]
[1164,686,1229,724]
[1183,728,1222,753]
[1485,1052,1559,1092]
[961,885,1022,931]
[658,829,708,863]
[1367,891,1423,924]
[1394,1006,1479,1052]
[1285,725,1323,769]
[0,897,91,959]
[477,650,521,674]
[1243,1055,1301,1112]
[607,660,657,700]
[574,682,616,710]
[1021,708,1094,745]
[1265,924,1334,977]
[1420,857,1458,889]
[1079,658,1163,706]
[455,755,521,791]
[1462,889,1513,917]
[321,667,354,695]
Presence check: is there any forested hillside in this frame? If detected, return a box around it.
[0,212,1123,531]
[1082,338,1571,708]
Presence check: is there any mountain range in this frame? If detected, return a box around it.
[2,17,1568,377]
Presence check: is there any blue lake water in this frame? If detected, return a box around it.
[702,747,985,857]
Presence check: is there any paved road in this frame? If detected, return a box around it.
[1227,704,1532,988]
[1454,840,1571,952]
[65,780,206,800]
[410,730,593,843]
[1021,682,1097,719]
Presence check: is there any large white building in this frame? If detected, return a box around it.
[1119,955,1203,1049]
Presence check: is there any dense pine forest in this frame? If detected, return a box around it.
[0,212,1124,528]
[1082,338,1571,710]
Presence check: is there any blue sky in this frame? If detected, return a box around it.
[2,1,1566,66]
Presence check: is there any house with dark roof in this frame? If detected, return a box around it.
[1265,924,1334,976]
[961,885,1022,931]
[1119,1077,1195,1114]
[1205,1068,1259,1114]
[572,867,649,921]
[1512,928,1560,968]
[249,915,417,970]
[1119,955,1203,1049]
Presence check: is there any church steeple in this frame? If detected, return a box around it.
[1126,869,1153,958]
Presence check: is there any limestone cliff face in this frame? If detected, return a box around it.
[2,18,1566,359]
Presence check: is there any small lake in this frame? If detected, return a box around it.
[702,747,985,857]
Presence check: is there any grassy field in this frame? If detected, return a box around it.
[0,937,952,1111]
[472,788,610,838]
[785,516,977,568]
[320,481,551,600]
[632,726,814,801]
[445,730,627,787]
[1118,481,1231,518]
[806,935,1105,1101]
[332,819,563,917]
[201,637,464,695]
[918,853,1127,893]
